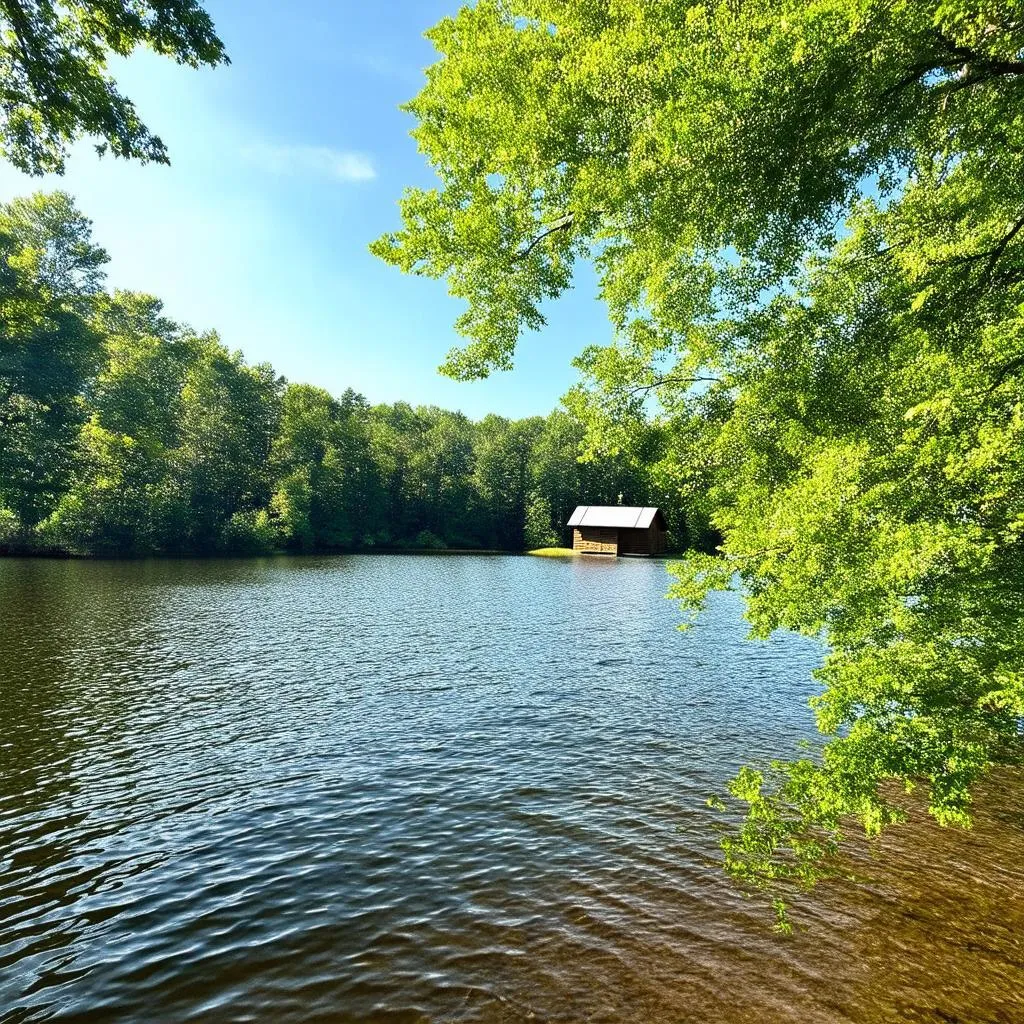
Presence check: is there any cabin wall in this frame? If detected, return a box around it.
[617,527,647,555]
[617,523,668,556]
[573,526,619,555]
[650,522,667,554]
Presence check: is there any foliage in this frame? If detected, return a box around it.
[0,503,19,546]
[0,192,104,533]
[164,334,282,552]
[0,192,695,560]
[374,0,1024,912]
[524,493,560,549]
[0,0,227,174]
[413,529,447,550]
[220,508,278,556]
[474,413,540,549]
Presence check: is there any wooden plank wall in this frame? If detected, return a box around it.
[616,523,668,555]
[573,527,619,555]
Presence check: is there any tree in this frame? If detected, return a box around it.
[0,0,227,175]
[374,0,1024,917]
[40,415,165,554]
[39,291,186,554]
[270,383,341,549]
[474,414,542,548]
[90,291,187,448]
[268,383,385,550]
[417,407,476,543]
[530,411,584,539]
[0,192,105,536]
[332,390,387,548]
[165,334,282,552]
[523,493,559,549]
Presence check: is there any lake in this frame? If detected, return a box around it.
[1,555,1022,1023]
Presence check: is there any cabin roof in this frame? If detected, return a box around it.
[567,505,665,529]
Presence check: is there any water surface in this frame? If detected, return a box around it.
[1,555,1021,1022]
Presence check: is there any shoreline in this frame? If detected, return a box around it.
[0,546,687,562]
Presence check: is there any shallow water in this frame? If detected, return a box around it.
[0,555,1021,1023]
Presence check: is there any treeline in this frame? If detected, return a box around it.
[0,193,703,557]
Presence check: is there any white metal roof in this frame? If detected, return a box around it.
[567,506,662,529]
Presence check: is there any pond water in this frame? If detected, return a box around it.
[1,554,1022,1023]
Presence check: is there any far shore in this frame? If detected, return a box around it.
[0,546,685,562]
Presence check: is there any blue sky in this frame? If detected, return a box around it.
[0,0,614,419]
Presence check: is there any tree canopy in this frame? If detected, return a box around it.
[374,0,1024,919]
[0,0,227,174]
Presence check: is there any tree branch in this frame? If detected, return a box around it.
[882,30,1024,101]
[984,354,1024,398]
[0,0,39,79]
[937,215,1024,297]
[624,375,722,398]
[513,213,575,260]
[979,215,1024,288]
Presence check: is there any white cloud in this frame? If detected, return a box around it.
[243,143,376,183]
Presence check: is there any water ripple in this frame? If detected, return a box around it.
[1,555,1022,1023]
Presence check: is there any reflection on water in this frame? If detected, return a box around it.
[0,555,1021,1023]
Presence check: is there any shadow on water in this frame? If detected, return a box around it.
[0,555,1021,1023]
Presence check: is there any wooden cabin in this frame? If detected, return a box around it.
[568,506,668,557]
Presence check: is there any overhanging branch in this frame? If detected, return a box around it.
[624,375,722,398]
[513,213,574,260]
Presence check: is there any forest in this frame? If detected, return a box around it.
[0,191,706,558]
